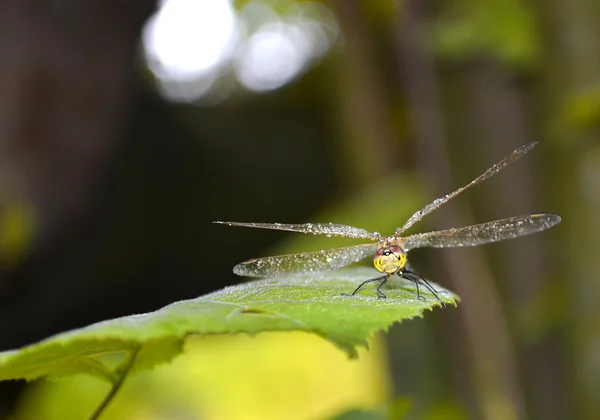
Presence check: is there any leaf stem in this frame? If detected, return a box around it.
[88,346,140,420]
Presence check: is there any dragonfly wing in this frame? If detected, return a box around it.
[214,221,380,240]
[232,243,380,278]
[396,142,538,236]
[402,213,561,251]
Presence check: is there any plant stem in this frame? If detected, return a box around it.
[88,346,140,420]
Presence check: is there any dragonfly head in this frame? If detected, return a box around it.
[373,246,407,274]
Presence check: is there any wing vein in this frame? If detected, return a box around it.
[232,243,379,278]
[395,142,538,235]
[214,221,379,240]
[402,213,561,251]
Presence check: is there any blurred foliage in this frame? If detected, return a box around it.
[10,333,390,420]
[330,396,467,420]
[511,276,568,346]
[332,408,388,420]
[562,86,600,131]
[0,201,35,268]
[431,0,540,67]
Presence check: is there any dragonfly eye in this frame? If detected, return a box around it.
[374,246,407,274]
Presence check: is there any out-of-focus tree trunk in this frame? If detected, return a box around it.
[0,0,155,414]
[0,0,153,243]
[395,2,526,419]
[539,0,600,418]
[333,0,400,188]
[464,61,569,420]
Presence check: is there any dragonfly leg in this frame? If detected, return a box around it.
[401,270,447,309]
[375,276,389,299]
[342,275,388,298]
[415,278,424,300]
[404,268,445,294]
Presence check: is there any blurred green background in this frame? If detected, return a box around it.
[0,0,598,419]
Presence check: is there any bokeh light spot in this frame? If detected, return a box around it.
[143,0,238,81]
[142,0,339,102]
[236,23,308,92]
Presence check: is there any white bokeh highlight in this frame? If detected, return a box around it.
[236,23,309,92]
[143,0,238,82]
[142,0,339,102]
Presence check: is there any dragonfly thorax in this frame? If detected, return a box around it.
[373,246,407,274]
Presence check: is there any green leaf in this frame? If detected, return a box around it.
[330,396,412,420]
[0,268,458,383]
[331,408,386,420]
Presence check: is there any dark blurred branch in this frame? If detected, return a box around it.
[333,0,400,187]
[540,0,600,418]
[394,1,526,418]
[0,0,155,244]
[468,61,568,420]
[0,0,155,414]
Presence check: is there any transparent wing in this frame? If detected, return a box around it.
[395,142,538,236]
[402,213,561,251]
[214,221,380,240]
[232,243,380,278]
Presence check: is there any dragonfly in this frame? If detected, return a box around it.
[215,142,561,308]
